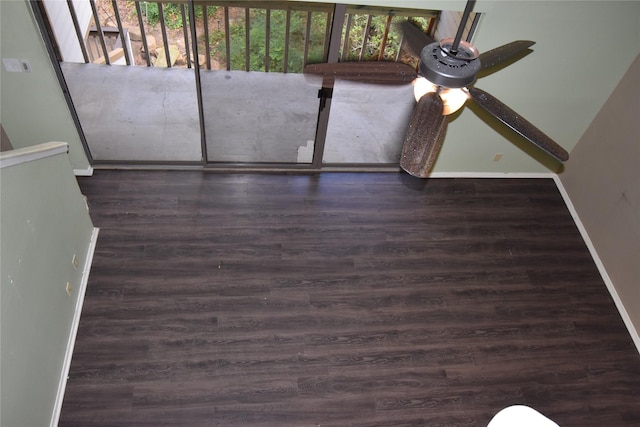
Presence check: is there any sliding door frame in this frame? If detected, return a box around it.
[30,1,432,172]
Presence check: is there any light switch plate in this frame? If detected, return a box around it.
[2,58,22,72]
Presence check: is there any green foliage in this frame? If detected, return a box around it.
[162,4,183,29]
[341,15,431,62]
[139,2,206,30]
[211,9,328,73]
[140,2,159,25]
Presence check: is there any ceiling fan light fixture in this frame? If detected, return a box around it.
[419,39,480,88]
[413,76,437,100]
[413,77,469,115]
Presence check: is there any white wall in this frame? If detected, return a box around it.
[457,1,640,173]
[0,0,91,172]
[560,53,640,340]
[0,143,97,427]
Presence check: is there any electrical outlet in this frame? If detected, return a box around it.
[72,254,79,270]
[493,153,503,162]
[65,282,72,296]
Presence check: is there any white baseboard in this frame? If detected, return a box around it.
[74,165,94,176]
[50,227,100,427]
[426,172,555,179]
[553,176,640,354]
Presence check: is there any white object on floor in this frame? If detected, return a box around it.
[488,405,560,427]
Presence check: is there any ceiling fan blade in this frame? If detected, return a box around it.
[400,92,448,178]
[303,62,417,85]
[469,87,569,162]
[479,40,535,71]
[397,20,435,58]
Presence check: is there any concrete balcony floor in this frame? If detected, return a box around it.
[61,63,415,165]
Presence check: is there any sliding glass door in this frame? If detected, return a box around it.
[43,0,203,163]
[200,71,322,164]
[36,1,438,168]
[61,63,202,162]
[195,5,331,164]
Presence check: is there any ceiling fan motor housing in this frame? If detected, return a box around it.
[420,39,481,88]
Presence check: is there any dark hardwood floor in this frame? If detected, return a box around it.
[60,171,640,427]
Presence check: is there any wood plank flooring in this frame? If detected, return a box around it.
[60,171,640,427]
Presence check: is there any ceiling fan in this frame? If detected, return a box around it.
[304,0,569,177]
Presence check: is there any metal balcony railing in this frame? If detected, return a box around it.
[60,0,437,72]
